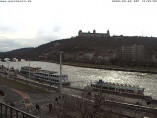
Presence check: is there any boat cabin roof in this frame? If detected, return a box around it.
[21,66,41,70]
[52,73,68,76]
[36,70,68,77]
[38,70,57,74]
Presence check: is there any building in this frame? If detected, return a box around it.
[12,58,18,62]
[78,29,110,38]
[122,44,144,62]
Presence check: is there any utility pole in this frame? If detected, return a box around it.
[7,61,9,79]
[29,59,30,79]
[60,51,63,99]
[0,59,1,68]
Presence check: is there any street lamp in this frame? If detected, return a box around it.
[7,61,10,79]
[0,59,1,67]
[29,60,30,79]
[60,51,63,99]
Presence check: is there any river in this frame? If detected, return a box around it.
[1,61,157,99]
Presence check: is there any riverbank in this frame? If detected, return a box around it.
[59,62,157,74]
[0,75,50,94]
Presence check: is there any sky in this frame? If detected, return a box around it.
[0,0,157,52]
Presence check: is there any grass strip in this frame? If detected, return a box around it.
[0,75,50,94]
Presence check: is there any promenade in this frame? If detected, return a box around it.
[0,73,61,118]
[0,73,157,118]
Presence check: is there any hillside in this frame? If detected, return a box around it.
[0,36,157,61]
[27,36,157,59]
[0,47,34,60]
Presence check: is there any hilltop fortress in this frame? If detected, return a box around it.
[78,29,110,38]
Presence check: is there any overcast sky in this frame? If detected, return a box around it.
[0,0,157,52]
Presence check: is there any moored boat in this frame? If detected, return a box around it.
[91,79,144,95]
[32,70,70,85]
[20,66,41,76]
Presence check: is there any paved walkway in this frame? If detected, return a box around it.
[0,81,60,118]
[11,88,36,113]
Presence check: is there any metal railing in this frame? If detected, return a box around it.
[0,102,37,118]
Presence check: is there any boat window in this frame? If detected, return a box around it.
[119,89,125,92]
[102,87,108,89]
[127,90,134,93]
[96,86,100,88]
[109,87,115,90]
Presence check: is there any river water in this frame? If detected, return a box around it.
[1,61,157,99]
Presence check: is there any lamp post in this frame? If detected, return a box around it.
[29,60,30,79]
[0,59,1,68]
[60,51,63,99]
[18,59,20,73]
[7,61,10,79]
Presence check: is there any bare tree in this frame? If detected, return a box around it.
[54,89,119,118]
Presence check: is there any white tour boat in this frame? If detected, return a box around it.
[32,70,70,85]
[91,79,144,95]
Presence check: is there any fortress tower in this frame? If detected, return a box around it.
[107,30,110,37]
[93,29,96,33]
[78,30,82,36]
